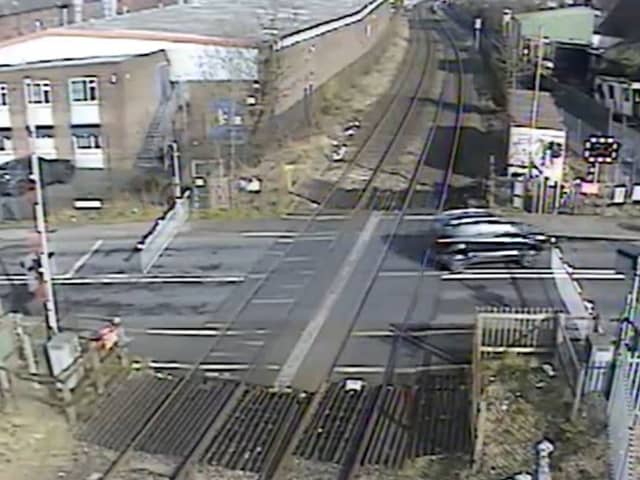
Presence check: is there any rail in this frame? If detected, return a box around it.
[254,10,467,480]
[333,16,467,480]
[88,6,440,480]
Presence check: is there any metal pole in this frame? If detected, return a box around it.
[488,155,496,208]
[528,28,544,178]
[229,98,236,209]
[171,142,182,199]
[631,259,640,325]
[28,124,58,335]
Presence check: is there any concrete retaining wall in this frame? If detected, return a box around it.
[256,7,400,145]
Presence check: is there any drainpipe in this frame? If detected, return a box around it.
[102,0,117,17]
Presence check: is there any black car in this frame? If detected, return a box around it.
[433,218,549,271]
[0,156,75,196]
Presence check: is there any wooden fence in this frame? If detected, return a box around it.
[471,307,587,471]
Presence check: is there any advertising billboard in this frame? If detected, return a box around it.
[507,126,566,183]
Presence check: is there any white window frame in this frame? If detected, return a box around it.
[73,133,102,150]
[25,80,52,105]
[69,77,99,104]
[0,84,8,107]
[0,136,11,151]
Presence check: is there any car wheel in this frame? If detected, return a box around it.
[519,250,537,267]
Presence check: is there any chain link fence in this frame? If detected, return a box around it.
[549,78,640,187]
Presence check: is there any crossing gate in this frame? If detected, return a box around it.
[136,190,191,273]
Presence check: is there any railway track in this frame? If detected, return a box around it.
[263,11,469,480]
[72,5,442,480]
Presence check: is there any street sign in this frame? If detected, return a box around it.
[583,135,620,164]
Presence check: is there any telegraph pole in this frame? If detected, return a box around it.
[28,123,59,335]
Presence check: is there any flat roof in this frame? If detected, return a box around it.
[70,0,380,44]
[508,89,564,130]
[0,54,136,72]
[514,6,597,45]
[0,0,67,16]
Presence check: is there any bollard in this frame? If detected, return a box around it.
[535,438,555,480]
[89,346,105,395]
[60,385,77,426]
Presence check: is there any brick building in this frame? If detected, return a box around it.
[0,0,393,184]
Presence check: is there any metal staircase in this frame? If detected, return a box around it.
[136,84,183,170]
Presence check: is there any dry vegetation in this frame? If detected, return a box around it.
[472,355,608,480]
[228,17,412,215]
[0,397,76,480]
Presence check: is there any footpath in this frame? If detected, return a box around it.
[507,214,640,241]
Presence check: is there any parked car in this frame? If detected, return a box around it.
[433,218,549,271]
[0,156,75,196]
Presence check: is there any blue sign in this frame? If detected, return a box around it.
[208,98,248,143]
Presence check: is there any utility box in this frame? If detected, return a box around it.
[46,332,83,390]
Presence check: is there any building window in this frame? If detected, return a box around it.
[624,87,631,103]
[25,80,52,105]
[0,134,11,151]
[74,133,102,149]
[608,84,616,100]
[0,84,8,106]
[34,127,54,138]
[69,77,99,103]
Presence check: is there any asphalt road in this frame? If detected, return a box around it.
[134,217,625,390]
[0,215,631,390]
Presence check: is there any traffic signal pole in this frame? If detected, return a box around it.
[28,124,59,335]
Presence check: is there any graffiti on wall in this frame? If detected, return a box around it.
[507,126,566,183]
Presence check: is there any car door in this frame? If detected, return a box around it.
[470,223,525,264]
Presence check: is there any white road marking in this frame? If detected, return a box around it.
[401,214,436,220]
[242,231,298,238]
[64,240,104,278]
[275,212,382,389]
[282,214,349,221]
[0,274,247,285]
[250,298,295,304]
[143,328,270,336]
[283,256,312,262]
[148,362,281,371]
[242,231,337,239]
[377,269,624,280]
[351,328,472,337]
[445,273,624,280]
[333,365,469,374]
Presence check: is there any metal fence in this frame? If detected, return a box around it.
[550,79,640,188]
[608,344,640,480]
